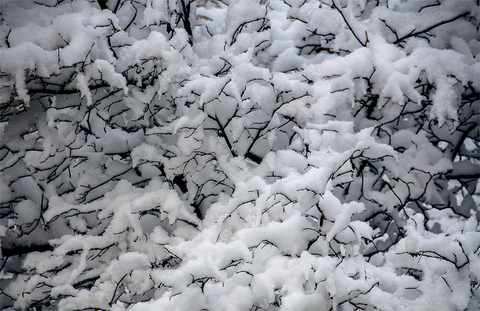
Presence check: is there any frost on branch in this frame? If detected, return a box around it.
[1,0,479,310]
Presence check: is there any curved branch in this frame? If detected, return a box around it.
[331,0,367,47]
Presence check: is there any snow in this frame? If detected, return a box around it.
[1,0,479,310]
[103,252,150,282]
[236,211,311,256]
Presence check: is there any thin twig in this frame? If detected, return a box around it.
[331,0,367,47]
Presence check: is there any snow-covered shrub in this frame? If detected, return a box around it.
[1,0,479,310]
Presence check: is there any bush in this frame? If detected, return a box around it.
[1,0,479,310]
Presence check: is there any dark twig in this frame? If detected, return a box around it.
[331,0,367,47]
[394,13,469,44]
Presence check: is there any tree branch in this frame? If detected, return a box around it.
[394,13,469,44]
[331,0,367,47]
